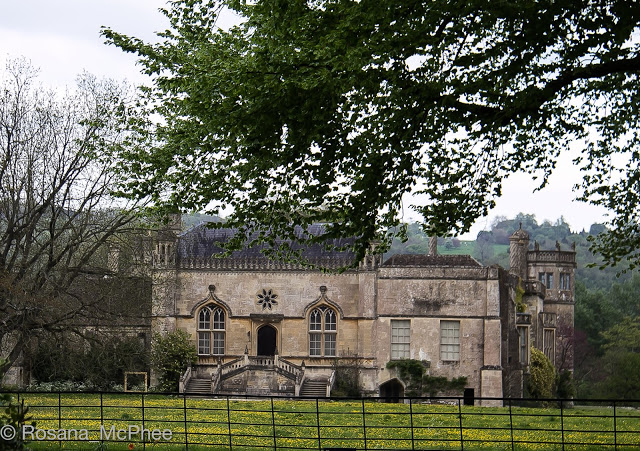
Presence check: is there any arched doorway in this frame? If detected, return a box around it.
[380,379,404,403]
[257,325,277,356]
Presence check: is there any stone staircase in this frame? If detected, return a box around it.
[184,377,211,394]
[180,357,333,398]
[299,378,328,397]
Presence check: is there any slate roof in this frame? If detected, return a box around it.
[381,254,482,267]
[177,223,356,260]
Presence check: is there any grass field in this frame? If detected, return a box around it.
[5,393,640,450]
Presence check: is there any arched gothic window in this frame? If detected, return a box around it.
[197,305,225,355]
[309,306,337,357]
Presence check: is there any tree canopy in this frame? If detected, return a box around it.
[103,0,640,265]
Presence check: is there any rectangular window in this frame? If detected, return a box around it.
[391,320,410,359]
[198,332,210,355]
[539,272,554,289]
[560,273,570,290]
[309,333,322,356]
[543,329,556,364]
[212,332,225,355]
[440,320,460,361]
[324,334,336,357]
[517,326,529,365]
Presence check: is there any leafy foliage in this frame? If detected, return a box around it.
[386,359,467,397]
[421,375,468,398]
[150,330,197,392]
[555,370,576,400]
[0,394,34,450]
[103,0,640,267]
[331,353,362,397]
[528,348,555,400]
[30,334,148,390]
[595,317,640,399]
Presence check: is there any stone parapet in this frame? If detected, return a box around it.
[527,250,576,265]
[174,255,356,271]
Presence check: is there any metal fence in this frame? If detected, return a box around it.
[2,391,640,450]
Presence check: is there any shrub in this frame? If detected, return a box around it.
[555,370,576,399]
[30,334,148,389]
[528,347,555,399]
[386,359,467,397]
[332,353,362,397]
[0,393,34,450]
[150,330,197,392]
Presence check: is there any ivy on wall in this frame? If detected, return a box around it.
[386,359,467,397]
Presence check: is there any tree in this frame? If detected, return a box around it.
[0,59,142,381]
[150,330,197,392]
[597,317,640,399]
[103,0,640,266]
[473,231,494,263]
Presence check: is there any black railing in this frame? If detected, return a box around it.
[1,391,639,450]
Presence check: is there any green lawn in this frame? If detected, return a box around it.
[5,393,640,450]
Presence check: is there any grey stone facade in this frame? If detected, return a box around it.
[156,223,575,402]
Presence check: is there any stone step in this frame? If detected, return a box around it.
[185,378,211,394]
[300,380,328,397]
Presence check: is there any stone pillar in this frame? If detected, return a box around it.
[480,368,504,406]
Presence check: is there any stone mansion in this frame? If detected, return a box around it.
[1,220,575,402]
[150,221,575,403]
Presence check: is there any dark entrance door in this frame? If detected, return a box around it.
[380,379,404,403]
[257,325,277,356]
[463,388,475,406]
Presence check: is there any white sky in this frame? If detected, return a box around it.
[0,0,610,239]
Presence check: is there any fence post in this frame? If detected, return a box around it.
[316,398,322,451]
[362,398,368,451]
[183,392,189,450]
[458,398,464,451]
[227,396,233,451]
[100,392,104,446]
[613,400,618,451]
[409,398,415,451]
[509,398,514,451]
[271,397,277,451]
[141,392,146,449]
[58,392,62,448]
[560,399,565,451]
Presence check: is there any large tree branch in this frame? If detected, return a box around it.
[453,54,640,126]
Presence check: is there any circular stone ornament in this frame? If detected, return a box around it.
[257,288,278,310]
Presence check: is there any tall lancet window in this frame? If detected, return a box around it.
[309,306,337,357]
[197,305,225,355]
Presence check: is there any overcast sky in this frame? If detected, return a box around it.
[0,0,610,239]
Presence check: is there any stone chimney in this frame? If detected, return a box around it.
[428,236,438,256]
[509,223,529,279]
